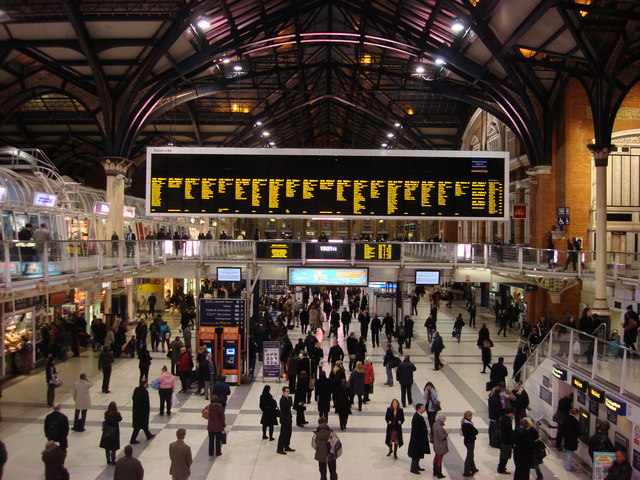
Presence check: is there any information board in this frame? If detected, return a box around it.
[256,242,302,259]
[200,298,246,328]
[147,147,508,220]
[593,452,615,480]
[262,341,281,380]
[305,242,351,260]
[288,267,368,287]
[355,243,401,260]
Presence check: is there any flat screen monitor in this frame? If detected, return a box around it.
[288,267,368,287]
[217,267,241,282]
[123,206,136,218]
[33,191,57,208]
[93,201,111,215]
[0,185,7,202]
[415,270,441,285]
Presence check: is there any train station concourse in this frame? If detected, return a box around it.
[0,1,640,479]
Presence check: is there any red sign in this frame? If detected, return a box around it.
[513,205,527,219]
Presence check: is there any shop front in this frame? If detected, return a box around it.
[2,297,39,378]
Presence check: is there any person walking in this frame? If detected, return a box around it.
[259,385,278,440]
[525,417,545,480]
[170,337,183,375]
[476,323,490,350]
[277,386,295,454]
[203,395,226,456]
[147,294,157,317]
[404,316,414,349]
[363,359,375,403]
[383,344,398,386]
[431,332,444,370]
[131,379,155,444]
[371,315,381,348]
[327,340,344,367]
[385,398,404,458]
[44,404,69,452]
[334,380,352,431]
[98,345,114,393]
[358,310,370,341]
[497,407,514,474]
[0,439,6,480]
[512,346,528,383]
[316,370,333,419]
[431,413,449,478]
[468,303,477,328]
[564,408,580,471]
[423,382,440,429]
[312,417,339,480]
[114,444,144,480]
[396,356,416,407]
[341,307,351,336]
[156,366,175,416]
[72,373,93,432]
[424,314,436,343]
[169,428,192,480]
[383,313,395,343]
[489,357,508,389]
[408,403,430,474]
[294,371,309,426]
[45,356,58,406]
[138,344,152,382]
[100,401,122,465]
[461,411,479,476]
[41,441,67,480]
[349,362,366,411]
[481,340,492,374]
[453,314,464,342]
[513,418,536,479]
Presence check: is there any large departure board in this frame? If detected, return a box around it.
[147,147,508,220]
[355,243,401,260]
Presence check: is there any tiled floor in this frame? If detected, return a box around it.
[0,299,591,479]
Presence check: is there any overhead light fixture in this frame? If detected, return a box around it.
[269,141,276,146]
[381,143,388,147]
[435,58,446,66]
[222,58,230,64]
[415,65,426,74]
[255,121,262,126]
[233,65,243,71]
[196,19,210,29]
[386,132,394,138]
[394,122,401,127]
[452,21,465,32]
[262,131,270,137]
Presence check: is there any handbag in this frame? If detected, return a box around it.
[369,384,374,394]
[149,379,160,390]
[433,400,442,412]
[49,376,63,388]
[221,431,227,445]
[309,378,316,390]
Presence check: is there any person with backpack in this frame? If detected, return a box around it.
[202,395,226,456]
[312,416,340,480]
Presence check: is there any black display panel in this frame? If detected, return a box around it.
[355,243,401,260]
[305,242,351,260]
[147,147,508,219]
[256,242,302,259]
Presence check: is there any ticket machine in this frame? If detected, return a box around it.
[220,327,242,385]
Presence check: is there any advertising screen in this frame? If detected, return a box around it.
[288,267,368,287]
[415,270,441,285]
[33,192,57,208]
[93,201,111,215]
[217,267,242,282]
[147,147,508,220]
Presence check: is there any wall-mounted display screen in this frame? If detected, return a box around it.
[355,243,401,260]
[147,147,508,220]
[415,270,441,285]
[123,206,136,218]
[93,201,111,215]
[256,242,302,259]
[0,185,7,202]
[288,267,369,286]
[33,192,57,208]
[217,267,241,282]
[305,242,351,260]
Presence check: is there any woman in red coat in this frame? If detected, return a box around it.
[203,395,226,456]
[363,359,375,403]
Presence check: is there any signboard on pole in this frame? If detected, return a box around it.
[199,298,246,328]
[262,341,281,381]
[593,452,615,480]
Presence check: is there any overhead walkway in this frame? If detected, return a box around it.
[1,239,638,296]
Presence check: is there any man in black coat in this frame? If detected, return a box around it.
[513,418,536,479]
[488,387,504,448]
[277,386,295,454]
[327,340,344,366]
[44,404,69,452]
[408,403,430,474]
[404,316,414,349]
[431,331,444,370]
[382,313,395,343]
[605,450,633,480]
[329,310,340,338]
[346,332,358,370]
[370,315,382,348]
[512,346,528,383]
[511,383,529,425]
[489,357,508,388]
[98,345,114,393]
[358,310,370,341]
[497,407,514,474]
[396,356,417,407]
[130,379,155,444]
[341,307,351,336]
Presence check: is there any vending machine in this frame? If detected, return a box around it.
[220,327,242,385]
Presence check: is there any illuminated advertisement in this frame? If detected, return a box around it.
[288,267,369,287]
[33,191,57,208]
[123,206,136,218]
[93,201,111,215]
[0,185,7,202]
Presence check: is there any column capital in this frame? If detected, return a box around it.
[525,165,551,176]
[587,144,616,167]
[99,156,134,177]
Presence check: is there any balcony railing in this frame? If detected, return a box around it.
[1,239,639,289]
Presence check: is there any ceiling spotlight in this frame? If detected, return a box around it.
[196,19,210,29]
[415,65,426,74]
[233,65,243,71]
[381,143,388,147]
[262,131,270,137]
[269,141,276,146]
[394,122,401,127]
[255,121,262,126]
[452,21,465,32]
[386,132,394,138]
[222,58,230,64]
[435,58,446,66]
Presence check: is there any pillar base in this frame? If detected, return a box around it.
[592,297,610,317]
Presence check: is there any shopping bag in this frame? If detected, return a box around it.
[171,392,180,407]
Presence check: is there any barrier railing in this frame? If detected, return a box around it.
[1,239,639,288]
